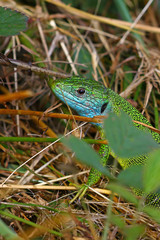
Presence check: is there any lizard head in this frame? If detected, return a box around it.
[49,76,112,119]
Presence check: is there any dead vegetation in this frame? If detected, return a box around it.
[0,0,160,239]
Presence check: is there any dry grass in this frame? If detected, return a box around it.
[0,0,160,239]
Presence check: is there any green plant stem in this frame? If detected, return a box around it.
[0,136,106,144]
[152,91,159,129]
[113,0,144,43]
[0,210,62,237]
[102,159,118,239]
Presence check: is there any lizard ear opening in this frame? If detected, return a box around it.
[101,102,108,114]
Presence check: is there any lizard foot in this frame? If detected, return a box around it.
[70,184,89,204]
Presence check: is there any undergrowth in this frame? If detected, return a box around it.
[0,0,160,239]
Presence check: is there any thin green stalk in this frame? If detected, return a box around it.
[113,0,144,44]
[152,91,159,129]
[0,201,59,213]
[102,158,118,239]
[0,136,105,144]
[0,210,62,237]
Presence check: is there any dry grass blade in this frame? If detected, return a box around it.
[0,1,160,239]
[0,52,71,78]
[0,90,33,103]
[46,0,160,33]
[0,108,159,133]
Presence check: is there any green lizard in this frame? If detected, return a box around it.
[48,76,160,206]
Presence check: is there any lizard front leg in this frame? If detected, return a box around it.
[70,143,110,203]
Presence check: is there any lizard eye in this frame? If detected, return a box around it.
[77,88,85,95]
[101,102,108,114]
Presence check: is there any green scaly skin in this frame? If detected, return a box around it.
[48,76,160,206]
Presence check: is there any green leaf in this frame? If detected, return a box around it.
[123,65,133,89]
[103,112,159,158]
[118,165,143,190]
[0,7,28,36]
[110,214,125,229]
[73,46,93,79]
[143,149,160,193]
[0,219,22,240]
[62,135,112,178]
[125,224,145,240]
[108,183,138,205]
[143,206,160,224]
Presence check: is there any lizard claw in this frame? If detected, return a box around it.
[70,184,89,204]
[69,166,105,203]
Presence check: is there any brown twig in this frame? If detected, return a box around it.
[0,90,33,103]
[0,109,159,134]
[0,52,71,78]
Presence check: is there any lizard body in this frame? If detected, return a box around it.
[49,76,160,206]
